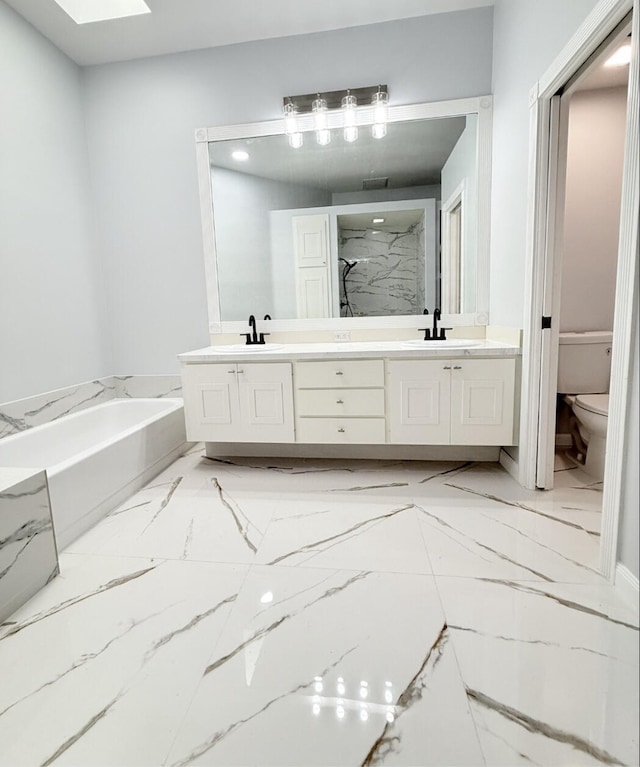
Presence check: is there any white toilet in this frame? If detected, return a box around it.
[557,331,613,481]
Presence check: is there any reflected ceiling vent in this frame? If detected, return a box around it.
[362,177,389,190]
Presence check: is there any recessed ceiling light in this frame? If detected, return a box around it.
[372,217,385,224]
[53,0,151,25]
[232,150,250,162]
[604,43,632,67]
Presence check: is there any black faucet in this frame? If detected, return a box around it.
[418,308,431,340]
[432,308,452,340]
[241,314,270,345]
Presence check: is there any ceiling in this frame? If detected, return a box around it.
[209,116,467,192]
[5,0,493,66]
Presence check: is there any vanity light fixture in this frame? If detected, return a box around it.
[231,150,249,162]
[281,85,389,148]
[53,0,151,24]
[342,91,358,143]
[604,42,632,67]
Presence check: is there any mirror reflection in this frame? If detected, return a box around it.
[208,113,479,321]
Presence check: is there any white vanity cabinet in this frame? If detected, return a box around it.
[294,359,386,443]
[388,358,516,445]
[182,362,294,442]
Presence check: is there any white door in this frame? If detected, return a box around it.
[295,266,330,319]
[293,214,329,267]
[388,360,450,444]
[451,358,516,445]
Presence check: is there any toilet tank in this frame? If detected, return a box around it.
[557,331,613,394]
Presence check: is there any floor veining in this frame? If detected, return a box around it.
[0,447,637,766]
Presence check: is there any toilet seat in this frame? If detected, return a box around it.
[575,394,609,417]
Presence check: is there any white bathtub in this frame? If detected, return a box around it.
[0,398,188,550]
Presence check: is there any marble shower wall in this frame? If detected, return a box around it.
[0,469,58,622]
[339,220,425,317]
[0,376,182,441]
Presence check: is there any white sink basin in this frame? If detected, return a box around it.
[402,339,483,349]
[209,343,284,353]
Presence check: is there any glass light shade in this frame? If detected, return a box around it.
[283,101,299,135]
[342,92,358,143]
[288,132,303,149]
[344,125,358,143]
[372,123,387,139]
[372,89,389,123]
[312,97,328,131]
[316,128,331,146]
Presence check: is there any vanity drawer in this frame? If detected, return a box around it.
[296,418,386,444]
[296,388,385,417]
[295,360,384,389]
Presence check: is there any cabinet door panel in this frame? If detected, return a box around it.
[388,360,450,444]
[182,364,240,441]
[450,358,515,445]
[238,363,294,442]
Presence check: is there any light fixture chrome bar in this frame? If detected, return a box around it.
[282,85,388,114]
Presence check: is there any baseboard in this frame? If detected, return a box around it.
[205,442,500,462]
[615,563,639,610]
[499,448,519,480]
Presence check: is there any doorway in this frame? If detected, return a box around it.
[520,0,638,579]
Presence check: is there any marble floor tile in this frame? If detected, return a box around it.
[1,449,637,767]
[436,577,639,766]
[0,553,247,767]
[165,565,484,766]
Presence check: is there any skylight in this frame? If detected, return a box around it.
[53,0,151,25]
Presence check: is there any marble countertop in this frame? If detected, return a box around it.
[179,339,521,363]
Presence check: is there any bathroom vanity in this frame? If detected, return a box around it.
[179,340,520,451]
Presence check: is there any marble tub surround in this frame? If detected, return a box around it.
[0,375,182,440]
[0,448,636,766]
[0,468,58,623]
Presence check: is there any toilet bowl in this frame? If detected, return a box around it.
[564,393,609,481]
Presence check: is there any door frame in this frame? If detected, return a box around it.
[519,0,638,580]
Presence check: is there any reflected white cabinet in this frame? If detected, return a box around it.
[182,362,294,443]
[388,358,516,445]
[293,214,331,318]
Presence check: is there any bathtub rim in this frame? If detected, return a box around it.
[0,397,184,476]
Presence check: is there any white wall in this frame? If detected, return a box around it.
[81,7,493,373]
[490,0,602,327]
[560,87,628,333]
[212,168,329,321]
[0,1,110,402]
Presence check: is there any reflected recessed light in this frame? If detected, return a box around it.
[232,150,250,162]
[605,43,632,67]
[372,217,385,224]
[53,0,151,24]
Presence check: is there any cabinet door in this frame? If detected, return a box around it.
[237,363,294,443]
[182,363,240,441]
[388,360,450,444]
[450,358,516,445]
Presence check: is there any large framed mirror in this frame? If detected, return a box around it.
[195,96,492,334]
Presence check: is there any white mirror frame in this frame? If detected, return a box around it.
[195,96,493,334]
